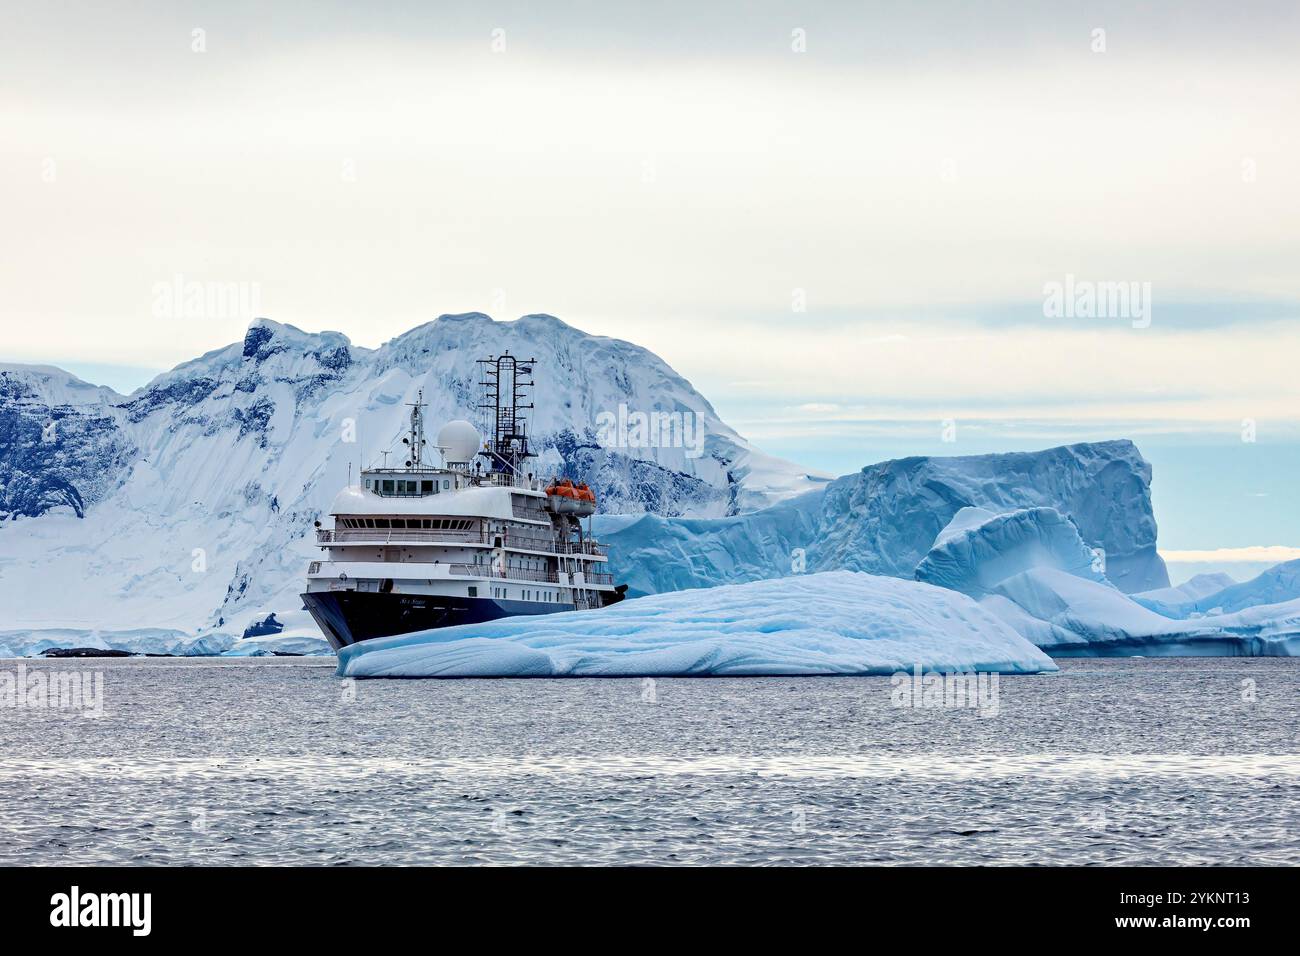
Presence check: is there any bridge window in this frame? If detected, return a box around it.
[422,480,434,494]
[382,479,394,494]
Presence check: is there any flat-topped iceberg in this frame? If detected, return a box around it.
[598,439,1170,600]
[335,570,1058,678]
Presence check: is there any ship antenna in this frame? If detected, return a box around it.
[405,388,427,469]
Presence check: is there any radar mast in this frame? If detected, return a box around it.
[476,353,536,475]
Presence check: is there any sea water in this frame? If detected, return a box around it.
[0,657,1295,865]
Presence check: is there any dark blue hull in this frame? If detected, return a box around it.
[301,589,571,651]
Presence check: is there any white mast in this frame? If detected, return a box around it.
[405,389,427,469]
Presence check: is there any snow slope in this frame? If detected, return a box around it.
[335,570,1059,678]
[0,314,825,647]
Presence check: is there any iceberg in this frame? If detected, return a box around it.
[598,439,1169,599]
[815,441,1167,593]
[906,503,1298,656]
[1134,572,1236,605]
[335,570,1059,678]
[987,567,1299,656]
[914,506,1107,599]
[593,491,822,598]
[1133,559,1300,619]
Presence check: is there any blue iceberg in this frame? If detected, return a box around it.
[986,567,1300,656]
[908,503,1299,656]
[597,439,1169,599]
[1133,559,1300,619]
[335,570,1059,678]
[914,506,1107,599]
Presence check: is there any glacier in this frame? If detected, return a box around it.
[0,622,333,658]
[335,570,1059,678]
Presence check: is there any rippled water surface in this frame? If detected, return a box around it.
[1,657,1296,865]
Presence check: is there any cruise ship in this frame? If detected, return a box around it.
[301,353,624,651]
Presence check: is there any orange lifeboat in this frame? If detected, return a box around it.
[545,478,579,498]
[544,477,596,515]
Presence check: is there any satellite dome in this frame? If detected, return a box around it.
[437,420,481,465]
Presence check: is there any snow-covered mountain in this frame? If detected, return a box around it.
[0,314,826,644]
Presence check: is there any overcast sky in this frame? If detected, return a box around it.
[3,1,1298,555]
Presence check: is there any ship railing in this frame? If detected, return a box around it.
[501,537,610,558]
[317,528,481,544]
[446,564,562,584]
[316,527,608,557]
[557,541,608,557]
[494,533,607,557]
[476,472,544,491]
[307,557,609,587]
[512,501,550,520]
